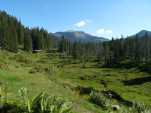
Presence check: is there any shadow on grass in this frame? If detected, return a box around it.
[123,76,151,85]
[0,103,24,113]
[75,86,96,95]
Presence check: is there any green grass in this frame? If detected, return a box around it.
[0,50,151,113]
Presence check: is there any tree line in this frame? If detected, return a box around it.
[58,34,151,71]
[1,10,151,71]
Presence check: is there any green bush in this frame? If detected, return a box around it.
[89,91,110,109]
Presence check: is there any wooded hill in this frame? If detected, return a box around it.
[0,11,151,71]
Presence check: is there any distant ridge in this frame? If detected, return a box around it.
[54,31,109,42]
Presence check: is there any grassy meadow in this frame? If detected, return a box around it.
[0,50,151,113]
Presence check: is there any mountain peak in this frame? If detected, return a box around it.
[136,30,151,38]
[138,30,150,34]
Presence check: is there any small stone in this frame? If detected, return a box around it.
[112,104,120,111]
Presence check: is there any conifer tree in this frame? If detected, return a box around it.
[24,29,32,52]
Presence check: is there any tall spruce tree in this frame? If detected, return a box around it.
[24,29,32,52]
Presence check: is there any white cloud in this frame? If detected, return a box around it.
[96,28,113,35]
[96,29,105,34]
[74,20,90,28]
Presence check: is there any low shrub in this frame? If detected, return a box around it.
[89,91,110,109]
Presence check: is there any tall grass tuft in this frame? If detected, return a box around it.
[19,88,72,113]
[0,87,72,113]
[0,84,8,104]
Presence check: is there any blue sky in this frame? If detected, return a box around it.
[0,0,151,39]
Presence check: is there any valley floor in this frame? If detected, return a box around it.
[0,50,151,113]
